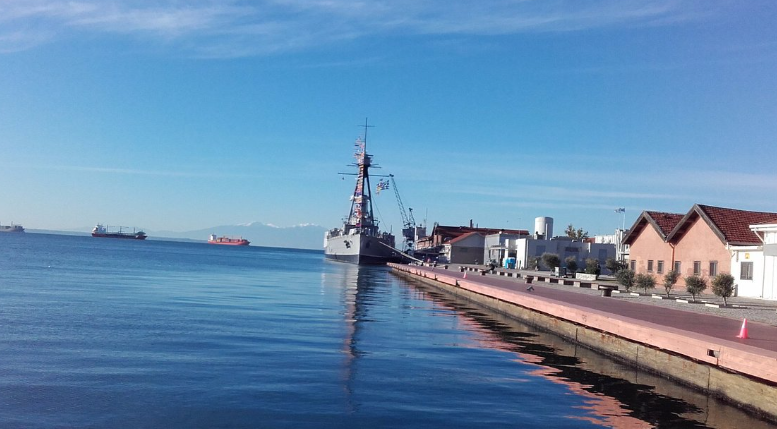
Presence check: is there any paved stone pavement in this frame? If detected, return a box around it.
[438,264,777,327]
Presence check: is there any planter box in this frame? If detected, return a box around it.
[575,273,598,281]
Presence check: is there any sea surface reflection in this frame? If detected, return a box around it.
[396,276,775,429]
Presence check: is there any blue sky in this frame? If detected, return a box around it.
[1,0,776,237]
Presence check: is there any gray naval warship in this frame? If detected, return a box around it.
[324,122,404,265]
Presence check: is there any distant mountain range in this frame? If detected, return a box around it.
[36,222,328,250]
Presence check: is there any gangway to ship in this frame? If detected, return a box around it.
[378,241,422,264]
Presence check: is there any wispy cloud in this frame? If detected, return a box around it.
[0,0,712,57]
[28,163,258,179]
[451,183,694,204]
[411,150,777,217]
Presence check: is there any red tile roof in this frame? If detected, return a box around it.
[645,211,684,236]
[432,225,528,240]
[667,204,777,246]
[697,205,777,245]
[448,231,483,244]
[623,210,684,245]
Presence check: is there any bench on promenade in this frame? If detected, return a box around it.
[598,285,618,297]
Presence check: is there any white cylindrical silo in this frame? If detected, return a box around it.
[534,217,553,240]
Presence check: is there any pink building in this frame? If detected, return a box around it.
[624,204,777,280]
[622,211,683,276]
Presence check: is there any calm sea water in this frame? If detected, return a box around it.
[0,233,774,428]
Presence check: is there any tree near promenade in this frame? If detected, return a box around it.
[565,224,589,240]
[605,258,626,275]
[565,256,578,274]
[635,273,656,294]
[711,273,736,306]
[529,256,540,270]
[617,269,635,292]
[541,253,560,272]
[584,258,600,275]
[684,275,707,302]
[662,270,679,298]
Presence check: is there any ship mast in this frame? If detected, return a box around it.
[346,118,378,235]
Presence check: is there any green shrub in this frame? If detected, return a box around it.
[529,256,540,270]
[711,273,735,306]
[616,269,635,292]
[541,253,560,271]
[635,273,656,294]
[662,270,679,298]
[605,258,626,274]
[564,256,578,274]
[684,275,707,302]
[584,258,600,275]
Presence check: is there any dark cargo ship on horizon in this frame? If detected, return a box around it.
[91,224,147,240]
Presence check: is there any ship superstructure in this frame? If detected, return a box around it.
[0,222,24,233]
[324,121,402,265]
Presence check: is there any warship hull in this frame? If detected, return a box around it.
[324,234,402,265]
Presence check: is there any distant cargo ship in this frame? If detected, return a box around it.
[208,234,250,246]
[0,222,24,233]
[91,224,147,240]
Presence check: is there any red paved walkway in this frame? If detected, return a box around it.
[444,267,777,351]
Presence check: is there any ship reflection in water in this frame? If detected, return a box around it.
[407,282,774,429]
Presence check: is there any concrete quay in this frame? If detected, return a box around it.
[388,262,777,422]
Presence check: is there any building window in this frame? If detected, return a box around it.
[674,261,681,274]
[709,261,718,277]
[741,262,753,280]
[657,260,664,274]
[647,260,654,272]
[630,260,636,271]
[693,261,701,275]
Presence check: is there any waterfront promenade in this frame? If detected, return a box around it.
[389,262,777,420]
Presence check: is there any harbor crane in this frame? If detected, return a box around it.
[388,174,416,252]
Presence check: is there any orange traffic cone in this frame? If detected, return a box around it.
[463,271,467,279]
[737,318,749,339]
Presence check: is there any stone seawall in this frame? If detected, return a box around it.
[389,264,777,422]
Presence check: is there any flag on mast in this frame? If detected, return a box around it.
[615,208,626,213]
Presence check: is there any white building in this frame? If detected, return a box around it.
[484,232,529,266]
[483,234,616,274]
[482,216,617,273]
[513,237,616,273]
[441,232,486,264]
[731,222,777,299]
[594,229,630,262]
